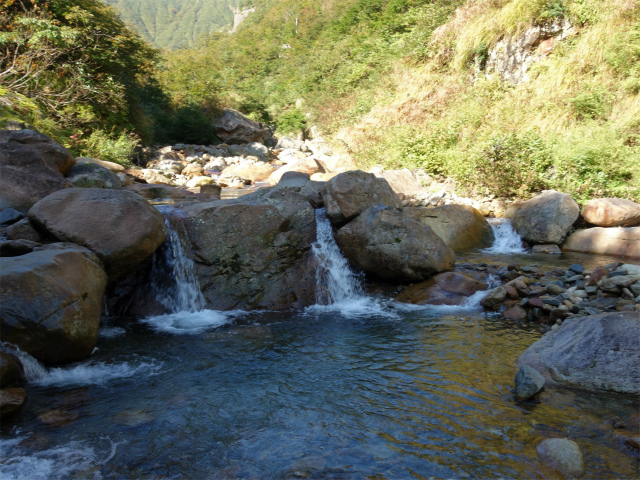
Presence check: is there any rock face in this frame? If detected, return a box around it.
[536,438,585,478]
[404,205,494,251]
[29,188,167,279]
[563,227,640,258]
[335,205,455,282]
[394,272,486,305]
[517,312,640,394]
[181,188,317,310]
[322,170,402,226]
[0,244,107,365]
[0,129,75,174]
[0,141,72,213]
[582,198,640,227]
[505,190,579,245]
[213,109,275,144]
[66,162,123,189]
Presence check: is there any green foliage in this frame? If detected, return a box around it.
[72,129,138,166]
[569,89,609,121]
[276,109,307,136]
[536,0,566,22]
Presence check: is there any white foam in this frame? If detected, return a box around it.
[304,297,399,319]
[98,326,126,338]
[483,218,526,254]
[33,360,161,388]
[391,289,488,314]
[0,439,97,480]
[141,309,236,334]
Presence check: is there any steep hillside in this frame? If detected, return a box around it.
[162,0,639,201]
[103,0,238,49]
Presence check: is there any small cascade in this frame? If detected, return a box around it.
[483,218,527,254]
[151,206,205,313]
[312,208,365,305]
[1,343,47,382]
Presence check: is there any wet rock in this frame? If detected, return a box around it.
[403,204,494,251]
[504,306,527,321]
[66,162,122,189]
[514,365,545,401]
[29,188,167,280]
[0,239,41,257]
[394,272,486,305]
[335,205,455,282]
[531,244,561,254]
[74,157,125,173]
[505,190,579,244]
[0,387,27,417]
[0,129,74,174]
[563,227,640,258]
[517,311,640,394]
[0,352,25,388]
[213,108,274,144]
[39,409,79,427]
[182,188,317,310]
[322,170,401,226]
[481,286,507,310]
[268,158,326,186]
[0,244,107,364]
[536,438,585,478]
[113,409,154,426]
[582,198,640,227]
[0,208,24,226]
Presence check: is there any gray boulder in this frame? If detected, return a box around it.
[66,162,123,189]
[278,171,310,189]
[0,244,107,365]
[536,438,585,478]
[322,170,402,226]
[29,188,167,280]
[517,311,640,394]
[0,129,74,174]
[335,205,455,282]
[514,365,545,401]
[245,142,272,161]
[213,109,275,145]
[404,205,494,251]
[181,188,317,310]
[74,157,125,173]
[505,190,579,244]
[276,137,303,150]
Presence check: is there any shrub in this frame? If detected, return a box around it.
[276,108,307,136]
[569,90,609,121]
[74,130,138,167]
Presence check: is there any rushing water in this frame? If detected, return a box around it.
[483,218,527,255]
[1,212,638,479]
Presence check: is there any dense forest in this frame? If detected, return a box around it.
[1,0,639,201]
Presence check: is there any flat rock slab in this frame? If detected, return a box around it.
[582,197,640,227]
[563,227,640,259]
[517,311,640,394]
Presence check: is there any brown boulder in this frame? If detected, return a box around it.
[374,169,423,196]
[0,143,72,213]
[75,157,125,173]
[505,190,579,245]
[0,129,74,174]
[404,205,494,251]
[221,163,276,183]
[335,205,455,282]
[268,158,327,186]
[395,272,486,305]
[322,170,402,226]
[563,227,640,259]
[0,387,27,417]
[29,188,167,279]
[125,183,196,201]
[582,198,640,227]
[213,108,275,144]
[0,244,107,365]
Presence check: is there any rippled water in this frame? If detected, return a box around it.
[2,305,638,479]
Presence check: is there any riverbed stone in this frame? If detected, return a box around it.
[322,170,401,226]
[582,198,640,227]
[74,157,125,173]
[0,387,27,417]
[394,272,486,305]
[514,365,545,401]
[517,311,640,394]
[0,352,25,388]
[268,158,327,186]
[536,438,585,478]
[181,187,317,310]
[124,184,196,201]
[221,163,275,183]
[481,286,507,310]
[505,190,579,244]
[66,162,122,189]
[403,204,494,251]
[28,188,167,280]
[563,227,640,259]
[0,244,107,365]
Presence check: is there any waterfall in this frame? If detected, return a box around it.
[1,343,47,382]
[312,208,365,305]
[151,206,205,313]
[483,218,526,254]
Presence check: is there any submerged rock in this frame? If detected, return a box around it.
[517,311,640,394]
[536,438,585,478]
[505,190,579,245]
[0,387,27,417]
[29,188,167,280]
[0,244,107,365]
[335,205,455,282]
[514,365,545,401]
[394,272,486,305]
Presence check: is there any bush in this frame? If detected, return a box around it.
[569,89,609,121]
[276,108,307,136]
[73,130,138,166]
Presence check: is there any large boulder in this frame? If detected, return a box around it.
[245,142,272,161]
[0,142,72,213]
[505,190,579,245]
[322,170,402,226]
[517,312,640,394]
[66,162,122,189]
[562,227,640,258]
[335,205,455,282]
[74,157,125,173]
[181,188,317,310]
[374,169,423,196]
[404,205,494,251]
[213,109,275,145]
[28,188,167,279]
[124,184,197,201]
[220,163,276,183]
[0,244,107,365]
[0,129,74,174]
[268,157,327,186]
[582,198,640,227]
[394,272,486,305]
